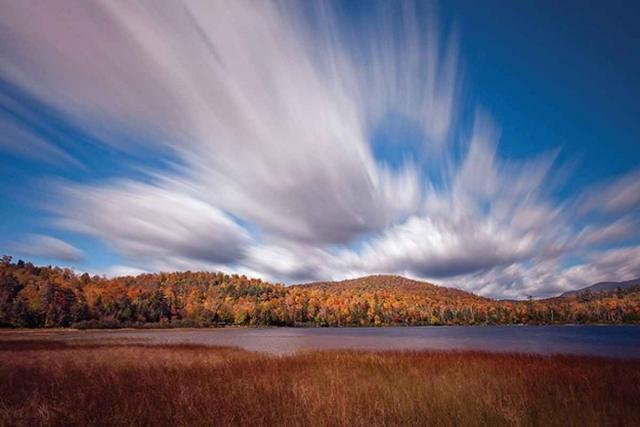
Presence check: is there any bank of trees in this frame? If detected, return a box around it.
[1,256,639,328]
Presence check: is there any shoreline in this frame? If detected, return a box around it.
[2,322,640,334]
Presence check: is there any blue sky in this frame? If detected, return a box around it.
[1,0,639,298]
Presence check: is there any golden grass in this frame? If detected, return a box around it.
[1,341,639,426]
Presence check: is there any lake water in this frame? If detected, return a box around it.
[4,325,640,358]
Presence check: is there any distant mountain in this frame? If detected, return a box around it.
[560,278,640,297]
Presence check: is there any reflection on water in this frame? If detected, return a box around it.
[4,326,640,358]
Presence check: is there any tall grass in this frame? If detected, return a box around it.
[1,341,639,426]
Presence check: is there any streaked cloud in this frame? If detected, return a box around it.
[12,234,84,262]
[578,170,640,215]
[0,0,638,298]
[55,181,251,266]
[0,115,80,166]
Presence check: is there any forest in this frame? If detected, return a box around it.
[1,256,639,328]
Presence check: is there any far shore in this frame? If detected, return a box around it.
[2,322,640,334]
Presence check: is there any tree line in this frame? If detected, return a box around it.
[1,256,639,328]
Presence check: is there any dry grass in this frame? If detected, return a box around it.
[1,341,639,427]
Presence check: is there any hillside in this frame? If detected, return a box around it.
[1,256,639,328]
[560,278,640,297]
[297,275,488,301]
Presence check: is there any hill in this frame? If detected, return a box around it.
[560,278,640,297]
[296,274,488,302]
[1,256,639,327]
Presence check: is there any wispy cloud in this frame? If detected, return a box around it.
[54,181,251,266]
[0,0,638,298]
[0,113,81,166]
[578,170,640,215]
[12,234,84,262]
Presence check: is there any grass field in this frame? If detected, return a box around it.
[1,340,639,426]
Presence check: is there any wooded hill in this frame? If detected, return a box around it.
[1,256,639,328]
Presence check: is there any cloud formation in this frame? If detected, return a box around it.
[13,235,84,262]
[0,0,638,298]
[578,170,640,215]
[55,181,251,266]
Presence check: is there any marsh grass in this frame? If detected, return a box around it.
[1,341,639,426]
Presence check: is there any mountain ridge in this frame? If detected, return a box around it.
[560,278,640,297]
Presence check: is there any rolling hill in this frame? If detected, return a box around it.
[1,257,639,327]
[296,274,489,302]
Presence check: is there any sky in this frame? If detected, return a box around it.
[1,0,639,299]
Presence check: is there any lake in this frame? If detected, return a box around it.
[3,325,640,358]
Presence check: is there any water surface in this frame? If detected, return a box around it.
[3,325,640,358]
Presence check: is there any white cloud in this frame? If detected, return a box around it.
[562,247,640,286]
[0,0,435,245]
[13,234,84,262]
[327,116,562,279]
[578,170,640,215]
[574,217,638,247]
[0,1,639,297]
[54,181,251,266]
[452,245,640,299]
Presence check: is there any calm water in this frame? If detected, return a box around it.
[4,326,640,358]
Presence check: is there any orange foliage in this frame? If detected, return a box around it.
[1,256,639,328]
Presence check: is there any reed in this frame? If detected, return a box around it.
[1,341,639,426]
